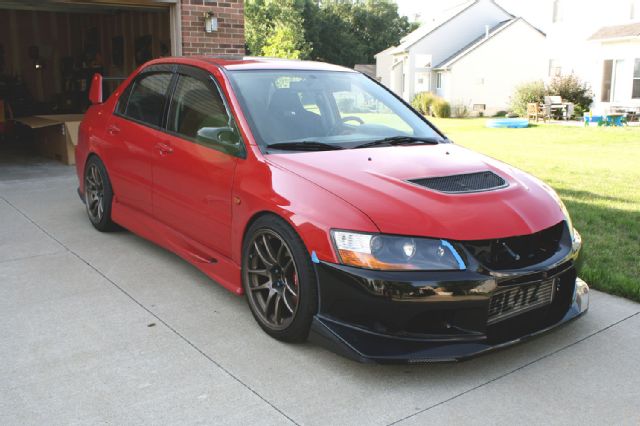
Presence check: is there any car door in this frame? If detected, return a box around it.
[152,65,245,257]
[108,66,174,215]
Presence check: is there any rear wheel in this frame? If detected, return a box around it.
[84,156,116,232]
[242,215,317,342]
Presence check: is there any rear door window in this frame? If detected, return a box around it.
[119,72,172,128]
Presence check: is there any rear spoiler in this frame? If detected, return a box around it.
[89,74,127,104]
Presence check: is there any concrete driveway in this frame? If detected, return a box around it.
[1,159,639,425]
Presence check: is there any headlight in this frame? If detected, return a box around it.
[545,185,577,243]
[554,193,580,245]
[331,230,466,271]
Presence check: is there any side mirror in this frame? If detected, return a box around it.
[196,126,239,146]
[89,73,103,104]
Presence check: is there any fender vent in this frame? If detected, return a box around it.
[409,171,507,194]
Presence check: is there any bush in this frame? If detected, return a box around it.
[509,80,545,117]
[432,98,451,118]
[493,111,508,117]
[451,103,470,118]
[411,91,438,115]
[509,75,594,119]
[547,74,593,115]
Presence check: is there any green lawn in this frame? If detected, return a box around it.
[428,118,640,302]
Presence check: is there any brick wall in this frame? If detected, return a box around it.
[180,0,245,56]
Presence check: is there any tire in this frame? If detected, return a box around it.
[84,156,116,232]
[242,215,318,342]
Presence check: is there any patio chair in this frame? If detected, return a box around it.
[527,102,549,122]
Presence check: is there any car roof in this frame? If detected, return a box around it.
[148,56,356,73]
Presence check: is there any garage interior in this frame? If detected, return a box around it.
[0,0,175,169]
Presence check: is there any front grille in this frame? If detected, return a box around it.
[462,221,566,270]
[409,171,507,194]
[487,278,556,325]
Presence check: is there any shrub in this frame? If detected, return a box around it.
[432,98,451,118]
[451,103,469,118]
[493,111,508,117]
[509,80,545,117]
[547,74,593,115]
[411,91,438,115]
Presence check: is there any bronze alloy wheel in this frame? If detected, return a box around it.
[244,229,300,330]
[85,163,105,224]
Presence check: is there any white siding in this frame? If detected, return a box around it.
[410,0,512,71]
[446,19,547,116]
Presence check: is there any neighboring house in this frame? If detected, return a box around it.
[537,0,640,113]
[375,0,546,116]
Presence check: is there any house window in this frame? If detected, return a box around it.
[436,72,442,89]
[549,59,561,77]
[633,59,640,98]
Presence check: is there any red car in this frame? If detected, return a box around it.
[76,57,588,363]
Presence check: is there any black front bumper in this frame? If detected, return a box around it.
[308,244,589,364]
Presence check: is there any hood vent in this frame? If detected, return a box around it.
[409,171,507,194]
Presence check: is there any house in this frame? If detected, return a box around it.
[375,0,547,116]
[535,0,640,113]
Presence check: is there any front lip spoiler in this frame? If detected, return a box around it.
[309,278,589,364]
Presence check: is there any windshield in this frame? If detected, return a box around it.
[226,70,444,152]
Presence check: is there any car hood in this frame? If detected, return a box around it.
[266,144,565,241]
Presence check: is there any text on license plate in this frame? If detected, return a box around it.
[487,279,556,324]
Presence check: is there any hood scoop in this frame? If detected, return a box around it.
[408,171,507,194]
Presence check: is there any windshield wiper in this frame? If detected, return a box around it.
[266,141,344,152]
[354,136,442,149]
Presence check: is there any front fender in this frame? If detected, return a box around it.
[231,158,379,265]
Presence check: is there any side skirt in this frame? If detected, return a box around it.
[111,198,243,295]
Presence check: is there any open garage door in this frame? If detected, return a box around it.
[0,0,178,166]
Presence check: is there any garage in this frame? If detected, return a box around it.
[0,0,244,169]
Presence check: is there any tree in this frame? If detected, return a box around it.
[245,0,418,67]
[262,20,311,59]
[245,0,311,59]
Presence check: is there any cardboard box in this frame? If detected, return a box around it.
[14,114,84,165]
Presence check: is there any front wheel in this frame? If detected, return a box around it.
[242,215,318,342]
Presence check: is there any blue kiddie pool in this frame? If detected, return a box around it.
[485,118,529,128]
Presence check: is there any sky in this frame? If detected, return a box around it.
[394,0,548,30]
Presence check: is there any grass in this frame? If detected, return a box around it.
[428,118,640,302]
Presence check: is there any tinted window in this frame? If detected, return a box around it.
[168,74,243,155]
[121,72,172,127]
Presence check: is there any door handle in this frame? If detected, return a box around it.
[107,124,120,135]
[155,142,174,155]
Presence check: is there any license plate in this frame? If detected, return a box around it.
[487,279,556,325]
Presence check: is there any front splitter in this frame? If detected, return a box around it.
[309,278,589,364]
